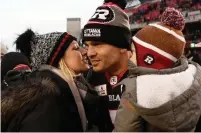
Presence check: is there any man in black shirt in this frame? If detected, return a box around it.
[82,0,133,131]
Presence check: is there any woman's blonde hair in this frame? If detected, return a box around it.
[58,58,76,81]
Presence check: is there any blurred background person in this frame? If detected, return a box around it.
[0,43,8,63]
[1,52,31,90]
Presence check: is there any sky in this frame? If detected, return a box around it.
[0,0,103,51]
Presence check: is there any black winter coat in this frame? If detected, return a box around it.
[1,68,83,132]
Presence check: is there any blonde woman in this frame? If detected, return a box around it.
[1,29,95,132]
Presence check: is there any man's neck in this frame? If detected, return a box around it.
[107,62,128,76]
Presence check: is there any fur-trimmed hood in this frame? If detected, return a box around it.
[1,70,60,123]
[114,57,201,131]
[123,57,201,109]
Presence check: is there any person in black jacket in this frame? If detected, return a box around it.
[1,52,31,90]
[1,29,96,132]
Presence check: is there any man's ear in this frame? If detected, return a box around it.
[120,48,127,54]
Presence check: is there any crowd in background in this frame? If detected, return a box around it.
[127,0,201,24]
[126,0,201,54]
